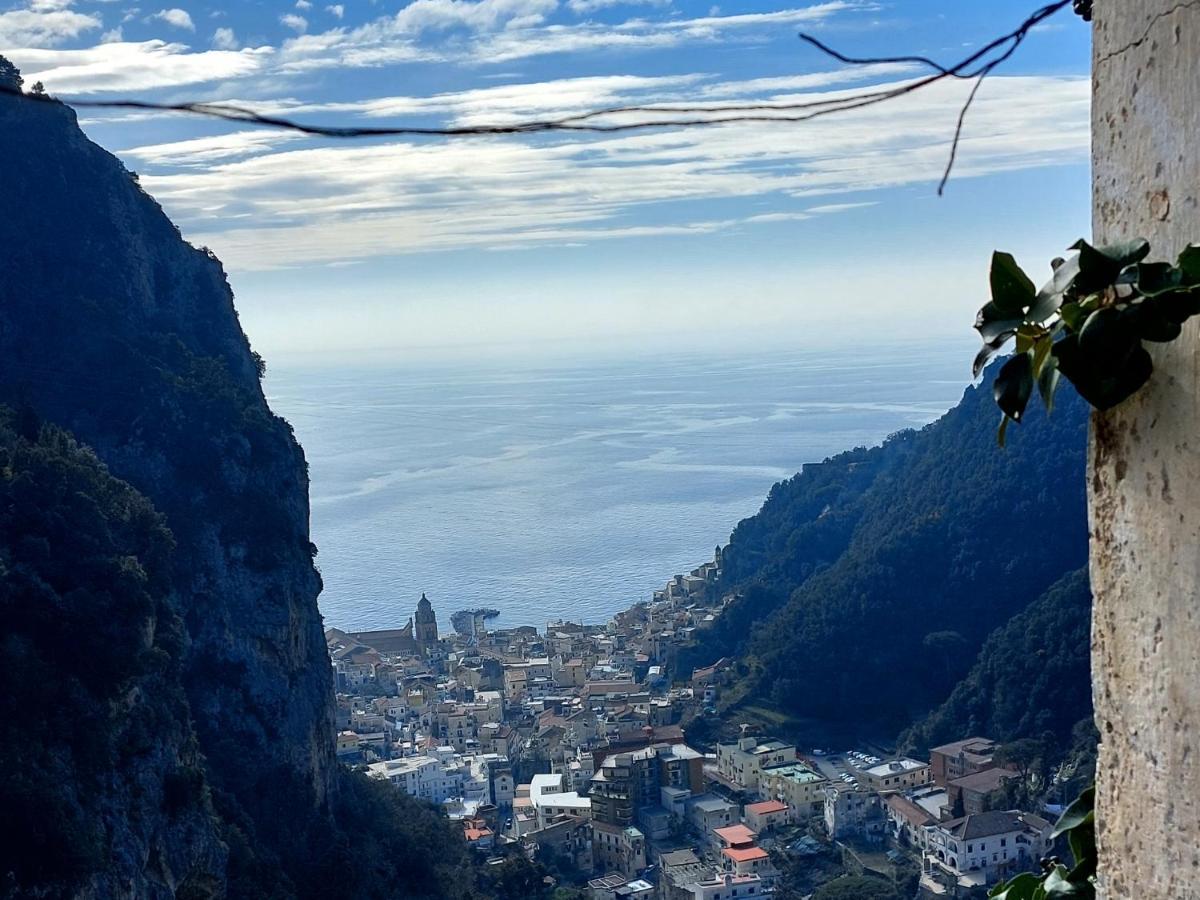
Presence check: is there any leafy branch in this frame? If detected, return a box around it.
[974,240,1200,444]
[990,786,1096,899]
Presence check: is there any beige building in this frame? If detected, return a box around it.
[591,822,646,878]
[858,758,932,793]
[743,799,791,833]
[716,737,796,790]
[758,762,827,817]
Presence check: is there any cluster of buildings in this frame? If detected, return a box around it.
[326,556,1057,898]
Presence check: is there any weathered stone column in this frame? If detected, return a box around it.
[1090,2,1200,897]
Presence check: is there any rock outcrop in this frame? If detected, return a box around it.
[0,72,333,895]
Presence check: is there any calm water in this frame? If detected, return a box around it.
[266,344,971,632]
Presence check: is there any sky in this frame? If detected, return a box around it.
[1,0,1094,364]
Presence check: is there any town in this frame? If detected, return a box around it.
[327,551,1056,899]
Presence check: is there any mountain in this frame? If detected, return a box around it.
[900,567,1093,753]
[0,69,472,899]
[685,358,1092,744]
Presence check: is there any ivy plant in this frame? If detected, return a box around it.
[989,786,1096,899]
[974,239,1200,444]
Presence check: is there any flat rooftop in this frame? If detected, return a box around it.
[763,762,824,784]
[866,758,928,777]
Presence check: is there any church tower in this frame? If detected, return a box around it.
[414,593,438,654]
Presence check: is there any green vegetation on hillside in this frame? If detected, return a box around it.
[0,408,505,899]
[686,368,1091,744]
[902,568,1093,755]
[0,409,220,897]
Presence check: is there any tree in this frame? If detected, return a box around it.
[0,55,22,93]
[922,630,970,683]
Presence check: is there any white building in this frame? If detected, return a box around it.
[367,756,464,804]
[690,873,763,900]
[924,810,1054,889]
[536,791,592,828]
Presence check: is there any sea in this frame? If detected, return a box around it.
[265,342,973,633]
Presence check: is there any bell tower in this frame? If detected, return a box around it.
[414,593,438,654]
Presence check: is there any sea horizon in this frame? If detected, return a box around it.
[267,339,977,634]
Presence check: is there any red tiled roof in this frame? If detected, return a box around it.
[722,847,768,863]
[713,824,757,847]
[745,800,788,815]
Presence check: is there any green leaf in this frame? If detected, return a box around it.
[1058,302,1086,332]
[1056,336,1153,411]
[991,251,1037,313]
[1072,237,1151,268]
[977,308,1025,343]
[1030,255,1080,324]
[1031,335,1054,377]
[990,872,1046,900]
[1038,358,1061,414]
[1177,244,1200,282]
[995,351,1034,423]
[1156,286,1200,324]
[1126,300,1182,342]
[1070,238,1150,293]
[1135,261,1184,297]
[974,335,1016,380]
[1042,865,1086,896]
[1053,787,1095,840]
[1078,307,1137,359]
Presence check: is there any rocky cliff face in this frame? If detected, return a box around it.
[0,82,333,893]
[0,412,227,899]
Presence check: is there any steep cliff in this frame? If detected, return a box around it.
[0,75,482,899]
[0,85,334,806]
[0,410,225,899]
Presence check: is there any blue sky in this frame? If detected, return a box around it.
[2,0,1093,363]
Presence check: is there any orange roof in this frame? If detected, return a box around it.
[713,824,757,847]
[745,800,788,815]
[464,827,493,841]
[722,847,769,863]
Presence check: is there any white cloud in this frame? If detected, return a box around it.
[475,2,861,64]
[119,73,1088,271]
[390,0,559,34]
[100,25,123,43]
[280,13,309,34]
[567,0,670,13]
[264,72,707,123]
[0,8,101,48]
[123,129,305,165]
[7,39,272,92]
[272,0,860,74]
[295,0,313,8]
[148,8,195,31]
[211,25,237,49]
[326,4,344,18]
